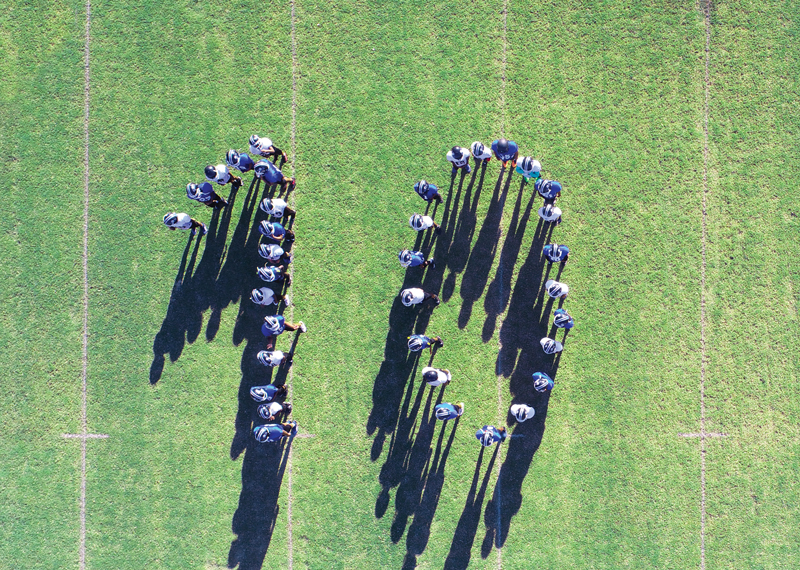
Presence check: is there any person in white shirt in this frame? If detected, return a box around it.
[540,337,564,354]
[538,203,562,224]
[204,163,242,188]
[162,212,207,236]
[446,145,472,176]
[250,287,290,307]
[249,134,288,163]
[409,213,441,233]
[259,197,296,219]
[515,157,542,185]
[470,141,492,166]
[545,279,569,299]
[256,350,292,367]
[422,366,451,387]
[510,404,535,422]
[257,401,292,422]
[400,287,440,307]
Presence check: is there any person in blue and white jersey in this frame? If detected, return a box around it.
[446,146,472,176]
[553,308,574,329]
[531,372,554,393]
[491,138,519,168]
[256,350,291,368]
[259,243,293,267]
[257,264,291,285]
[163,212,207,236]
[400,287,441,307]
[259,220,295,243]
[257,401,292,422]
[413,179,443,204]
[409,213,441,233]
[407,334,443,353]
[545,279,569,299]
[510,403,535,422]
[250,383,288,402]
[225,149,256,174]
[434,402,464,421]
[515,156,542,185]
[260,315,307,339]
[186,181,228,209]
[254,159,296,190]
[260,197,296,219]
[398,249,434,270]
[476,425,507,447]
[537,202,562,224]
[249,134,288,163]
[542,243,570,263]
[250,286,290,307]
[535,179,562,200]
[422,366,451,387]
[540,337,564,355]
[253,420,297,443]
[205,163,242,188]
[470,141,492,166]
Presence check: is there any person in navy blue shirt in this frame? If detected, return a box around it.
[261,315,307,338]
[407,334,443,353]
[398,249,434,269]
[535,179,562,201]
[413,180,443,204]
[250,383,288,402]
[532,372,554,393]
[253,421,297,443]
[226,149,256,174]
[254,159,296,190]
[543,243,570,263]
[476,425,507,447]
[553,308,574,329]
[259,220,295,243]
[186,182,227,209]
[434,402,464,421]
[491,138,519,168]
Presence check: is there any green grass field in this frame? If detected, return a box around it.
[1,0,799,569]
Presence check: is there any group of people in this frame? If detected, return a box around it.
[161,134,303,443]
[397,138,574,448]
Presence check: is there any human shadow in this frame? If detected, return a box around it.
[457,168,513,329]
[228,437,291,570]
[443,445,499,570]
[401,415,459,570]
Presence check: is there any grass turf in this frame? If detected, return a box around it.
[2,0,799,569]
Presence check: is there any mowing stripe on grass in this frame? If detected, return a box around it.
[287,1,299,568]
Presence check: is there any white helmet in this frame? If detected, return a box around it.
[547,282,564,297]
[435,406,452,420]
[511,404,534,422]
[163,213,178,226]
[542,203,555,218]
[480,431,494,447]
[409,214,425,230]
[520,156,533,172]
[533,374,551,392]
[225,149,240,167]
[554,311,572,327]
[471,141,485,155]
[257,266,277,282]
[249,134,260,147]
[407,336,425,351]
[259,243,283,260]
[250,288,266,304]
[401,290,416,306]
[256,350,278,367]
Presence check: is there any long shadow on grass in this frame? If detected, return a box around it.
[443,445,499,570]
[228,438,291,570]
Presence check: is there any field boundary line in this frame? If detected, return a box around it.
[699,1,711,569]
[287,1,299,568]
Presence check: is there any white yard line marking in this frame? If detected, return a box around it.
[679,433,726,438]
[63,434,109,439]
[499,0,508,136]
[287,2,299,568]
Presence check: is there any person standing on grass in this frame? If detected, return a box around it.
[186,182,228,209]
[491,138,519,168]
[476,425,507,447]
[538,203,562,224]
[400,287,441,307]
[413,180,443,204]
[545,279,569,299]
[257,264,291,285]
[422,366,451,387]
[470,141,493,166]
[249,134,289,163]
[163,212,207,236]
[543,243,570,263]
[446,146,472,176]
[253,420,297,443]
[398,249,434,270]
[553,308,575,329]
[226,149,256,174]
[250,383,288,402]
[540,337,564,355]
[256,350,293,368]
[261,315,307,339]
[515,157,542,185]
[205,163,242,189]
[532,372,554,393]
[250,287,290,307]
[254,159,296,190]
[510,404,535,423]
[407,334,443,353]
[257,401,292,422]
[435,402,465,421]
[260,197,296,219]
[259,220,296,243]
[259,243,293,267]
[535,179,562,201]
[409,213,441,233]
